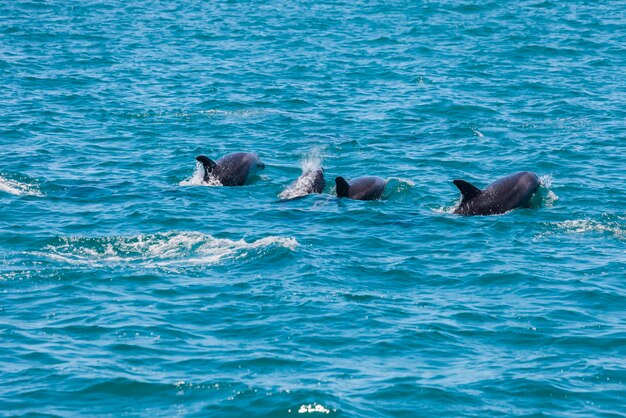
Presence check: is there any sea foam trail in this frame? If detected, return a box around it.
[279,151,324,200]
[550,219,625,240]
[179,161,222,186]
[0,175,44,197]
[39,232,298,267]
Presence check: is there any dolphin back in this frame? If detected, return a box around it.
[214,152,264,186]
[453,171,540,215]
[337,176,386,200]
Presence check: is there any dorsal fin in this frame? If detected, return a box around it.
[195,155,217,181]
[335,176,350,198]
[453,179,481,203]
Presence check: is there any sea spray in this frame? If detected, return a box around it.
[279,149,325,200]
[179,161,223,187]
[537,175,559,208]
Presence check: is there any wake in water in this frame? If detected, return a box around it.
[279,150,325,200]
[555,219,624,239]
[179,161,223,186]
[38,231,297,267]
[538,216,625,240]
[123,108,268,121]
[0,174,44,197]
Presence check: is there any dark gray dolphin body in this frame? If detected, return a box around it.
[335,176,386,200]
[453,171,540,216]
[196,152,265,186]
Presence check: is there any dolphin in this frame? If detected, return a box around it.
[335,176,386,200]
[300,168,326,194]
[195,152,265,186]
[452,171,540,216]
[280,168,326,199]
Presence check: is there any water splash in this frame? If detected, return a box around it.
[38,232,298,267]
[0,175,44,197]
[279,149,325,200]
[534,175,559,208]
[179,161,223,186]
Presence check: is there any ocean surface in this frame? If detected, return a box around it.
[1,1,625,416]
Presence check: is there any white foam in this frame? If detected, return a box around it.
[471,128,484,138]
[553,219,624,239]
[179,161,223,186]
[0,175,44,197]
[279,149,324,200]
[298,403,332,414]
[39,232,298,267]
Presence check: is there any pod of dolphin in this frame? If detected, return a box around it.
[195,152,541,216]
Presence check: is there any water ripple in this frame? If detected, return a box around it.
[1,0,625,416]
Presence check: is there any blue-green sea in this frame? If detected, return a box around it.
[1,1,625,416]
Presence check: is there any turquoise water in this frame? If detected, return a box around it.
[1,0,625,416]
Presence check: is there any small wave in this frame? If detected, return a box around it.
[383,177,414,200]
[534,175,558,208]
[179,161,223,186]
[279,149,324,200]
[432,203,458,215]
[38,232,298,267]
[196,109,264,118]
[0,175,44,197]
[387,177,415,188]
[471,127,484,137]
[123,108,267,120]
